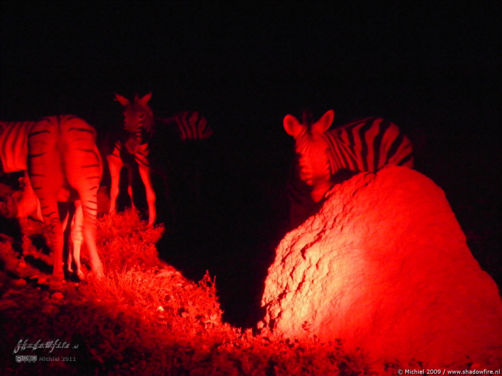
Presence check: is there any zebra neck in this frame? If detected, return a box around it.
[324,130,360,174]
[322,132,344,175]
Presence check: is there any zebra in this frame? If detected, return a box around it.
[108,92,213,227]
[283,109,413,226]
[0,116,104,280]
[0,175,87,280]
[107,93,156,226]
[156,111,213,142]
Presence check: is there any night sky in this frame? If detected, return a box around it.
[1,2,500,324]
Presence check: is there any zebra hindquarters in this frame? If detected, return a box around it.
[27,118,66,278]
[60,116,104,278]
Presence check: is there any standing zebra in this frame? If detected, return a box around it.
[0,116,104,279]
[284,109,413,226]
[107,93,156,226]
[108,92,213,227]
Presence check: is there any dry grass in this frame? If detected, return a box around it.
[0,210,471,375]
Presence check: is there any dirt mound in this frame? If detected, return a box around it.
[262,166,502,366]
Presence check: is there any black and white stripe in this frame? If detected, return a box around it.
[108,93,213,227]
[323,117,413,174]
[0,121,34,173]
[107,93,157,226]
[110,92,154,169]
[157,111,213,142]
[0,115,104,279]
[284,109,413,226]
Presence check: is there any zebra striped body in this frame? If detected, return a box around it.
[157,111,213,141]
[108,92,213,227]
[108,93,156,226]
[0,116,104,279]
[0,176,86,279]
[284,109,413,225]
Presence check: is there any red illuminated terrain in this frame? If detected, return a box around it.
[0,205,500,375]
[0,210,377,375]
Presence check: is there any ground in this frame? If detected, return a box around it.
[0,210,396,376]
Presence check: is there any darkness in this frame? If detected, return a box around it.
[1,2,500,326]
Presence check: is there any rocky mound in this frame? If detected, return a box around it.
[261,167,502,366]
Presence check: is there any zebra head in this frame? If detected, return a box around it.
[284,109,335,202]
[115,92,154,135]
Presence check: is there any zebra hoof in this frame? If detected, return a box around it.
[76,269,86,281]
[88,265,104,280]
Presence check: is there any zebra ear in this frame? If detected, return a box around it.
[114,94,130,106]
[138,92,152,106]
[284,114,306,138]
[312,109,335,134]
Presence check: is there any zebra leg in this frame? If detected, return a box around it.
[78,191,103,278]
[138,164,156,226]
[28,120,65,279]
[33,189,65,278]
[107,153,122,216]
[69,200,85,280]
[126,165,137,212]
[60,205,72,272]
[62,117,104,278]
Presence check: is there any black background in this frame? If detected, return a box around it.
[1,2,500,326]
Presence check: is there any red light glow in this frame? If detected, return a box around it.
[262,167,502,366]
